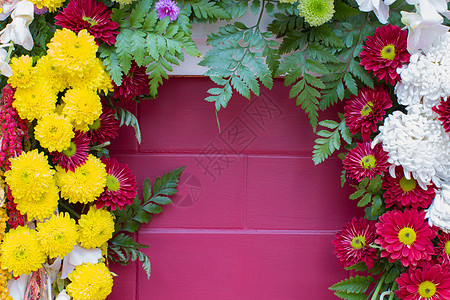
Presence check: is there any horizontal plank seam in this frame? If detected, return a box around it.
[138,228,338,235]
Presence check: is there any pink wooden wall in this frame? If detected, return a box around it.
[108,77,363,299]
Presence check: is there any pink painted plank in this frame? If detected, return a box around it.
[133,231,348,300]
[108,261,137,300]
[246,156,363,230]
[137,78,342,155]
[112,154,245,229]
[109,101,138,153]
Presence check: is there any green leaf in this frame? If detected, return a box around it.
[333,292,368,300]
[329,276,373,294]
[358,177,369,189]
[150,196,173,205]
[142,203,163,214]
[312,119,346,164]
[349,189,366,200]
[357,193,372,207]
[345,262,368,272]
[367,175,382,193]
[371,195,383,216]
[115,107,141,144]
[385,268,400,284]
[143,178,152,202]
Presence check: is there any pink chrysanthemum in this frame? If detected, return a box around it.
[344,86,392,141]
[113,61,150,102]
[96,157,137,210]
[343,142,389,182]
[333,217,378,269]
[55,0,119,45]
[360,24,410,86]
[436,232,450,269]
[396,264,450,300]
[382,166,436,209]
[51,131,89,172]
[154,0,180,21]
[87,105,119,145]
[432,97,450,133]
[376,209,436,268]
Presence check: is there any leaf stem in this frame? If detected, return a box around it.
[388,281,398,300]
[59,201,80,219]
[370,270,388,300]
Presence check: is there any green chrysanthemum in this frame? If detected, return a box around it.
[298,0,335,27]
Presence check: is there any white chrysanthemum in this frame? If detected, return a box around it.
[395,32,450,115]
[373,111,450,188]
[426,181,450,231]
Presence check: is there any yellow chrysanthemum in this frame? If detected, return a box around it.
[15,182,59,221]
[7,55,36,89]
[55,155,107,204]
[29,0,65,12]
[78,206,114,249]
[47,29,97,75]
[62,88,102,132]
[13,84,57,121]
[68,58,113,94]
[0,208,8,241]
[0,267,12,300]
[0,226,46,277]
[35,113,75,152]
[66,262,113,300]
[36,212,79,259]
[36,55,68,94]
[5,150,55,201]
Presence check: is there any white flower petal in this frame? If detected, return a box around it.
[7,274,31,300]
[61,244,102,279]
[56,289,71,300]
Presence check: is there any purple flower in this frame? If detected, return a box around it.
[155,0,180,21]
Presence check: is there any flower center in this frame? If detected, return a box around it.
[15,246,27,260]
[361,101,374,117]
[399,177,417,192]
[89,118,101,131]
[380,44,396,60]
[82,16,97,26]
[418,281,436,298]
[351,235,366,250]
[360,155,376,170]
[398,227,416,245]
[445,241,450,255]
[106,174,120,191]
[62,142,76,157]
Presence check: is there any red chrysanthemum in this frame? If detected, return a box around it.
[375,209,436,268]
[51,131,89,172]
[436,232,450,269]
[96,157,137,210]
[396,264,450,300]
[360,24,410,86]
[87,105,119,145]
[55,0,119,45]
[344,86,392,141]
[343,142,389,182]
[333,217,378,269]
[432,97,450,133]
[113,61,150,102]
[383,166,436,209]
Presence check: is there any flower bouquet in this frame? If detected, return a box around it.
[0,0,189,299]
[324,1,450,300]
